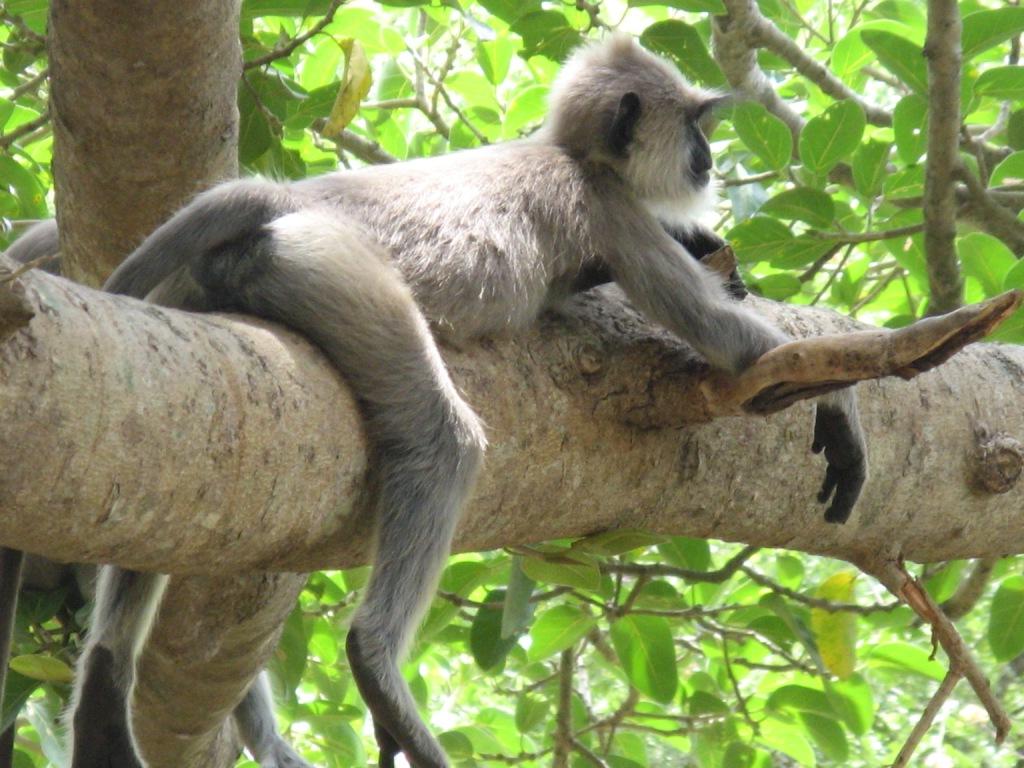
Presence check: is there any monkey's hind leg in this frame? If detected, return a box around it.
[245,211,485,768]
[234,673,313,768]
[68,567,167,768]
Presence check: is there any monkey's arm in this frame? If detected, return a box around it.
[604,208,868,522]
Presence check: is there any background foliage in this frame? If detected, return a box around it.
[2,0,1024,766]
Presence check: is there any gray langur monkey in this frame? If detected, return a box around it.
[2,230,314,768]
[5,34,867,768]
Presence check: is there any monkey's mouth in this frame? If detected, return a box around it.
[693,170,711,188]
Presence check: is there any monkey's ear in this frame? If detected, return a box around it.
[608,92,641,157]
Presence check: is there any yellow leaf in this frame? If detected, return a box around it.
[323,38,372,138]
[811,571,858,679]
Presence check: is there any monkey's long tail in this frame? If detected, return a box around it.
[104,178,296,299]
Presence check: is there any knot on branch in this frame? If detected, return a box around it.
[972,427,1024,495]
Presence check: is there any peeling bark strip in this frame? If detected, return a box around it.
[923,0,965,315]
[3,260,1024,574]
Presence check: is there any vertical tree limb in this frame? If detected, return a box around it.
[923,0,964,315]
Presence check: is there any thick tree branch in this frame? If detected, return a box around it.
[3,263,1024,572]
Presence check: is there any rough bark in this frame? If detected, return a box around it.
[47,0,240,287]
[3,264,1023,571]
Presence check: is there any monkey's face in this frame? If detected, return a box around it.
[544,35,726,211]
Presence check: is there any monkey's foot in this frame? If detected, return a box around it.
[345,628,450,768]
[704,289,1023,415]
[257,737,315,768]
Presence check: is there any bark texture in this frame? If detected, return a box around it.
[47,0,241,287]
[3,264,1023,571]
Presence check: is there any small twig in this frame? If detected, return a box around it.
[243,0,344,70]
[811,243,854,305]
[554,648,575,768]
[0,252,55,284]
[570,738,610,768]
[323,126,397,165]
[0,109,50,149]
[798,242,845,283]
[602,545,759,584]
[722,640,757,732]
[741,566,901,614]
[941,556,999,620]
[865,558,1011,746]
[9,67,48,99]
[722,170,779,187]
[891,670,962,768]
[813,223,924,245]
[851,266,905,316]
[747,2,891,126]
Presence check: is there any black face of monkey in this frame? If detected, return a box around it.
[688,124,713,187]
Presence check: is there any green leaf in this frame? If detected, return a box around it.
[1,671,40,732]
[732,101,792,171]
[753,273,801,300]
[242,0,333,18]
[726,215,794,263]
[830,675,876,735]
[515,693,549,733]
[810,572,858,680]
[479,0,539,24]
[438,731,474,760]
[527,605,596,661]
[832,32,872,78]
[883,166,925,200]
[799,100,865,176]
[761,187,835,228]
[470,589,520,671]
[959,233,1017,297]
[893,94,928,165]
[657,536,710,571]
[852,140,891,198]
[990,151,1024,187]
[630,0,725,11]
[758,717,817,767]
[610,615,678,703]
[476,38,516,86]
[861,30,927,94]
[801,712,849,762]
[520,552,601,591]
[511,11,583,62]
[501,557,536,638]
[864,642,945,680]
[989,575,1024,661]
[962,8,1024,61]
[767,684,836,717]
[9,654,73,684]
[640,21,725,87]
[976,66,1024,100]
[1004,258,1024,290]
[573,530,663,556]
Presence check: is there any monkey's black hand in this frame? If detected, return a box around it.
[811,402,867,524]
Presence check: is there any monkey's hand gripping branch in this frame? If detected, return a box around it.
[701,289,1023,416]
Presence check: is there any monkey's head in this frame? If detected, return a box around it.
[544,34,725,213]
